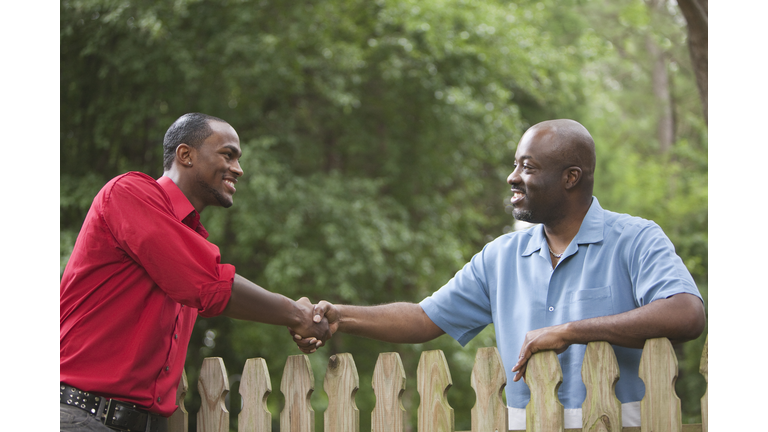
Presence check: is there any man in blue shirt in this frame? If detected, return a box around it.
[294,119,705,429]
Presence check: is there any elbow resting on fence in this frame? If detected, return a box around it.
[169,336,708,432]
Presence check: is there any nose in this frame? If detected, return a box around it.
[231,160,244,177]
[507,168,520,186]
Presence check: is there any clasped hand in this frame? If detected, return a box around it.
[288,299,338,353]
[288,298,338,354]
[285,298,333,353]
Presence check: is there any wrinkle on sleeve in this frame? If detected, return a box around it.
[420,246,493,346]
[100,174,235,316]
[628,223,700,306]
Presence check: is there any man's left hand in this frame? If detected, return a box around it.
[510,324,571,382]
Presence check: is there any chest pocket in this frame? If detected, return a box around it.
[567,286,614,320]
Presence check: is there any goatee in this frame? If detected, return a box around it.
[513,209,534,222]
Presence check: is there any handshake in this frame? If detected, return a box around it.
[289,297,338,354]
[279,298,445,354]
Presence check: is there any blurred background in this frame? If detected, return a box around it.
[60,0,708,430]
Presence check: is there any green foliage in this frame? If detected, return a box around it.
[577,0,708,281]
[61,0,707,429]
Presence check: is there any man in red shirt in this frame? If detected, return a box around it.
[60,113,329,432]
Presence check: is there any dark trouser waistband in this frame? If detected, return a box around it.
[60,383,168,432]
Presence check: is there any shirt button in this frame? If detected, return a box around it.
[174,334,178,340]
[548,306,554,311]
[165,366,170,371]
[157,397,162,403]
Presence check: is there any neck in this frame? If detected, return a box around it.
[162,170,205,214]
[543,198,591,252]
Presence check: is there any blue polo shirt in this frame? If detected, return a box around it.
[420,197,701,410]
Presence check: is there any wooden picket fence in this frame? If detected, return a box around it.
[168,336,708,432]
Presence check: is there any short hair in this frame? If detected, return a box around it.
[162,113,228,170]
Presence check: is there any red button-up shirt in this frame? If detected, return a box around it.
[60,172,235,416]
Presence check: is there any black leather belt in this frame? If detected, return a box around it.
[60,383,168,432]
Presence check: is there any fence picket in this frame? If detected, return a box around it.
[324,353,360,432]
[639,337,681,432]
[168,337,705,432]
[239,358,272,432]
[581,341,621,431]
[371,352,406,432]
[169,369,188,432]
[525,350,564,432]
[417,350,454,432]
[197,357,230,432]
[699,336,708,432]
[280,355,315,432]
[470,347,507,432]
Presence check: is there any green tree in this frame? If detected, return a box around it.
[61,0,707,428]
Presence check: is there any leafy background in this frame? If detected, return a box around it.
[60,0,708,430]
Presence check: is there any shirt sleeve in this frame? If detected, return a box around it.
[420,245,494,346]
[100,174,234,317]
[627,222,702,306]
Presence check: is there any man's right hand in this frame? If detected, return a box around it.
[286,297,334,353]
[289,300,445,352]
[289,299,340,353]
[288,297,340,354]
[312,300,340,333]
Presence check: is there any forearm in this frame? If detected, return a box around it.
[511,292,705,381]
[221,274,303,328]
[560,293,706,348]
[335,302,445,344]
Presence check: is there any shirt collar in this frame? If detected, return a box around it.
[522,196,604,257]
[156,176,209,239]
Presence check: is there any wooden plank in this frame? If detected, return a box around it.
[510,426,701,432]
[699,336,708,432]
[639,338,681,432]
[581,341,621,431]
[197,357,230,432]
[371,352,406,432]
[168,369,189,432]
[525,350,564,432]
[417,350,454,432]
[470,347,507,432]
[239,358,272,432]
[324,353,360,432]
[280,355,315,432]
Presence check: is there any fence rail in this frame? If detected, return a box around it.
[169,336,708,432]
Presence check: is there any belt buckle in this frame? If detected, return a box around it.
[104,399,144,431]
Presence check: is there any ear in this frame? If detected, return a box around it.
[175,143,194,167]
[563,166,582,190]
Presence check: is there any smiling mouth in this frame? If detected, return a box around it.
[510,190,525,204]
[224,180,236,193]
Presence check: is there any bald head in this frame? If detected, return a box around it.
[507,119,596,227]
[526,119,596,194]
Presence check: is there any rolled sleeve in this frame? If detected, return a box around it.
[197,264,235,317]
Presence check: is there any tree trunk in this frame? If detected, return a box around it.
[677,0,708,124]
[645,0,675,152]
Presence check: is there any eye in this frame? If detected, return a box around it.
[513,162,532,171]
